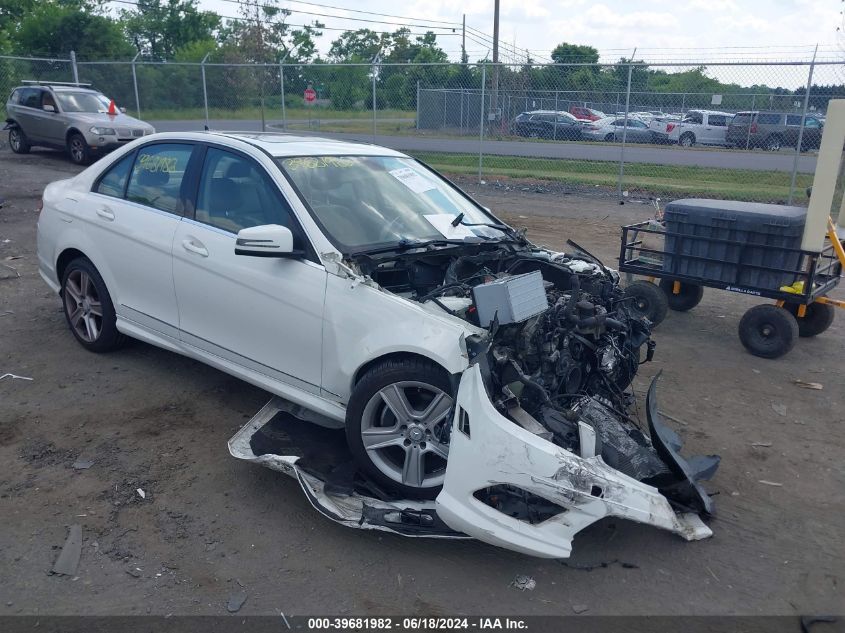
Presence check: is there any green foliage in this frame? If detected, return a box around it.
[121,0,220,59]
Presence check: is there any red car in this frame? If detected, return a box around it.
[569,106,605,121]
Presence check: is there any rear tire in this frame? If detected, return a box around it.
[739,304,798,359]
[604,133,615,142]
[659,279,704,312]
[624,280,669,326]
[784,301,835,337]
[8,127,30,154]
[679,133,695,147]
[764,135,783,152]
[61,257,126,352]
[67,133,91,165]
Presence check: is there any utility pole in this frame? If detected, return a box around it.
[462,14,466,63]
[491,0,500,125]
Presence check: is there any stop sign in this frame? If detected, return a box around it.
[304,87,316,103]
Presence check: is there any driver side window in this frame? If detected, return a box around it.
[195,148,297,238]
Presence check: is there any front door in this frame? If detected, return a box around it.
[173,145,326,391]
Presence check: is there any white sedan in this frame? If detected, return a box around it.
[37,131,717,558]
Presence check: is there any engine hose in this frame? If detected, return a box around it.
[577,316,625,331]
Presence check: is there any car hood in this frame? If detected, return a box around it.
[66,112,154,129]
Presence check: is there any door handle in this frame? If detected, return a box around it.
[96,207,115,221]
[182,238,209,257]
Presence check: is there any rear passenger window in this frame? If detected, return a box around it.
[805,118,821,129]
[709,115,727,126]
[195,148,297,236]
[21,89,41,108]
[95,152,135,198]
[126,144,194,214]
[757,113,781,125]
[786,115,802,126]
[8,89,20,104]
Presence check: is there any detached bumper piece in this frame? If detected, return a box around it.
[230,370,718,559]
[227,398,467,540]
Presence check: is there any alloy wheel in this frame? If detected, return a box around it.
[359,381,453,489]
[63,269,103,343]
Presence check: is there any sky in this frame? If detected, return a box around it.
[156,0,845,86]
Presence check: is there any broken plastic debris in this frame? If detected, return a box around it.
[758,480,783,487]
[72,459,95,470]
[51,525,82,576]
[0,373,33,382]
[510,575,536,591]
[571,604,589,614]
[226,592,248,613]
[771,403,787,417]
[751,442,772,448]
[136,488,146,499]
[793,380,823,390]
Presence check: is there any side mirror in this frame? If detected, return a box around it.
[43,104,56,113]
[235,224,300,258]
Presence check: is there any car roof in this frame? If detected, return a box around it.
[686,109,732,116]
[15,84,99,93]
[147,131,408,158]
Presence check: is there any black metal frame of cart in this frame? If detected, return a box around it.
[618,220,842,358]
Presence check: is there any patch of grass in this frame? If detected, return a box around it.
[410,152,813,203]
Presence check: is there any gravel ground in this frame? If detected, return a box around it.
[0,147,843,618]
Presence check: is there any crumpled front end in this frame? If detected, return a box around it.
[436,364,717,559]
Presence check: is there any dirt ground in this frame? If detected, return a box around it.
[0,147,843,618]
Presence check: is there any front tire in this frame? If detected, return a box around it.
[346,358,453,500]
[61,258,126,352]
[739,304,798,358]
[764,135,783,152]
[67,133,91,165]
[9,127,30,154]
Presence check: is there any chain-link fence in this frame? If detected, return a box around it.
[2,53,842,205]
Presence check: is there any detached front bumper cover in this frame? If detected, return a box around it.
[229,366,718,559]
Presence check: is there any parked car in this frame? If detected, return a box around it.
[36,131,717,558]
[569,105,605,121]
[510,110,583,140]
[581,116,657,143]
[726,111,825,151]
[649,110,733,147]
[4,81,155,165]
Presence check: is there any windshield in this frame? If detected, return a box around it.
[54,91,112,113]
[277,155,506,251]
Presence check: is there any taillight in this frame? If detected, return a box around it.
[666,123,676,133]
[750,122,757,133]
[36,198,44,213]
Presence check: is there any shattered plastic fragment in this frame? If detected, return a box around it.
[52,525,82,576]
[510,575,536,591]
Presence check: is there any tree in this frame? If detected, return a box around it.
[551,43,599,65]
[13,2,133,60]
[121,0,220,59]
[328,29,384,62]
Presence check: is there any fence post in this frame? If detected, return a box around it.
[478,64,486,183]
[372,61,377,143]
[415,81,420,131]
[617,54,635,202]
[279,63,286,130]
[201,53,210,129]
[788,45,818,205]
[131,52,141,118]
[69,50,79,84]
[744,94,756,151]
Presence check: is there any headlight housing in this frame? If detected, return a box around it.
[90,126,116,135]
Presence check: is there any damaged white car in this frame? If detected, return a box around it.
[37,131,719,558]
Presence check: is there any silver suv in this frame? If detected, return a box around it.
[4,81,155,165]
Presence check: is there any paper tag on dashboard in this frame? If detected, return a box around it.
[424,214,476,240]
[389,167,436,194]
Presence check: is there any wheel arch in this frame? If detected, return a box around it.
[56,247,90,285]
[65,127,84,144]
[352,351,453,391]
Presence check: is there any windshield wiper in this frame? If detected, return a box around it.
[353,238,478,256]
[451,212,515,236]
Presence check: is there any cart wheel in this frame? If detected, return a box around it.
[784,301,836,337]
[624,280,668,326]
[659,279,704,312]
[739,304,799,359]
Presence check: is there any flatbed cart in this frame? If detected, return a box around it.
[618,216,844,359]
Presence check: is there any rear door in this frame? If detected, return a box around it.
[703,113,729,145]
[172,144,326,391]
[86,142,197,337]
[14,88,44,141]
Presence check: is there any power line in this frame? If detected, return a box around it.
[278,0,463,28]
